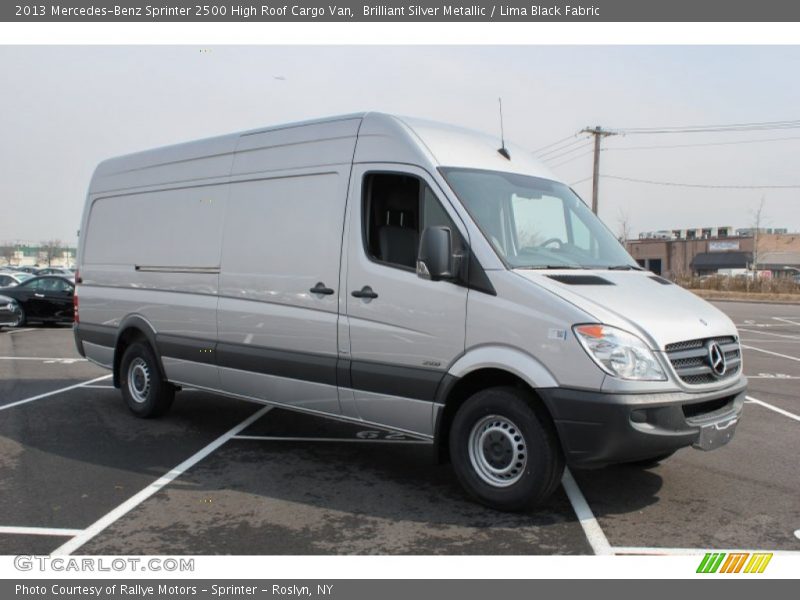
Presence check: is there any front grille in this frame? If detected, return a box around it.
[665,336,741,385]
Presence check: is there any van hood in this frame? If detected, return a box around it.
[513,269,738,350]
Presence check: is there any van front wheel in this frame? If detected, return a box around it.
[119,341,174,418]
[449,387,563,512]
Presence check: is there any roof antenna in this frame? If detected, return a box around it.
[497,97,511,160]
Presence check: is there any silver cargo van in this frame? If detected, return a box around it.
[74,113,746,511]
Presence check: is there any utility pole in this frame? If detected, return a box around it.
[581,126,617,215]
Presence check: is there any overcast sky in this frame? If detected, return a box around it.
[1,45,799,244]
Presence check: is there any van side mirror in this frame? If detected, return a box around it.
[417,226,453,281]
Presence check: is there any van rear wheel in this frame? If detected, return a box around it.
[449,387,563,512]
[119,341,174,418]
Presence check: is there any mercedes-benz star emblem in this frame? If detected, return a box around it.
[707,342,727,377]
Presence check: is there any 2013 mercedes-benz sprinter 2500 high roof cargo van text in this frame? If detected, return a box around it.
[74,113,746,511]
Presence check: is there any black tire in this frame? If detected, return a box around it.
[626,451,676,468]
[119,341,174,418]
[449,386,564,512]
[11,305,26,328]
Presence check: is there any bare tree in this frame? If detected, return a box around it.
[748,197,767,291]
[39,239,63,267]
[0,243,15,267]
[617,208,632,243]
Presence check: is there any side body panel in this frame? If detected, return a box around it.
[78,138,235,389]
[216,118,361,414]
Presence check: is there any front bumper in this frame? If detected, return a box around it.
[538,377,746,468]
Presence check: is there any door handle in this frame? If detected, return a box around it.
[309,282,335,295]
[351,286,378,300]
[34,293,45,298]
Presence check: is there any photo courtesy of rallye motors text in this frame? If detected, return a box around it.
[15,584,333,597]
[16,585,199,597]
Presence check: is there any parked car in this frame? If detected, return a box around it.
[0,272,30,287]
[0,275,75,327]
[36,267,75,281]
[74,113,746,511]
[9,266,41,274]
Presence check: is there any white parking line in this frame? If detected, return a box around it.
[0,374,113,412]
[739,328,800,341]
[741,344,800,363]
[5,328,37,335]
[746,396,800,423]
[741,340,800,344]
[0,526,83,537]
[773,317,800,327]
[232,435,431,444]
[52,405,273,556]
[0,356,88,361]
[82,385,116,389]
[612,546,800,556]
[561,468,613,556]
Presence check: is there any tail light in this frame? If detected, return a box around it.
[73,270,79,323]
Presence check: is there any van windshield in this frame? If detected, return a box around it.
[440,168,638,270]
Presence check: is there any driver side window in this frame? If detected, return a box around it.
[363,172,463,271]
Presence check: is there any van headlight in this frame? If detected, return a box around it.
[573,324,666,381]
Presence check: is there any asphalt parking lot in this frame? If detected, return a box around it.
[0,300,798,556]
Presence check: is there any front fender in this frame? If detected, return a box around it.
[447,345,559,389]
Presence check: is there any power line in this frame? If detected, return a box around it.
[568,176,593,186]
[549,150,594,169]
[541,141,594,163]
[602,134,800,152]
[617,119,800,135]
[536,136,589,158]
[538,119,800,156]
[532,134,579,154]
[603,174,800,190]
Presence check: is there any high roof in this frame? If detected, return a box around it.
[88,112,559,195]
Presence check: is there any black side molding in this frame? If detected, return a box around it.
[350,360,445,402]
[75,322,116,347]
[78,324,450,404]
[216,341,338,386]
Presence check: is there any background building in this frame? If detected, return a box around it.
[626,228,800,278]
[0,243,76,268]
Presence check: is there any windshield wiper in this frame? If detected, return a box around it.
[606,264,644,271]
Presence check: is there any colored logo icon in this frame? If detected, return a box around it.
[697,552,773,573]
